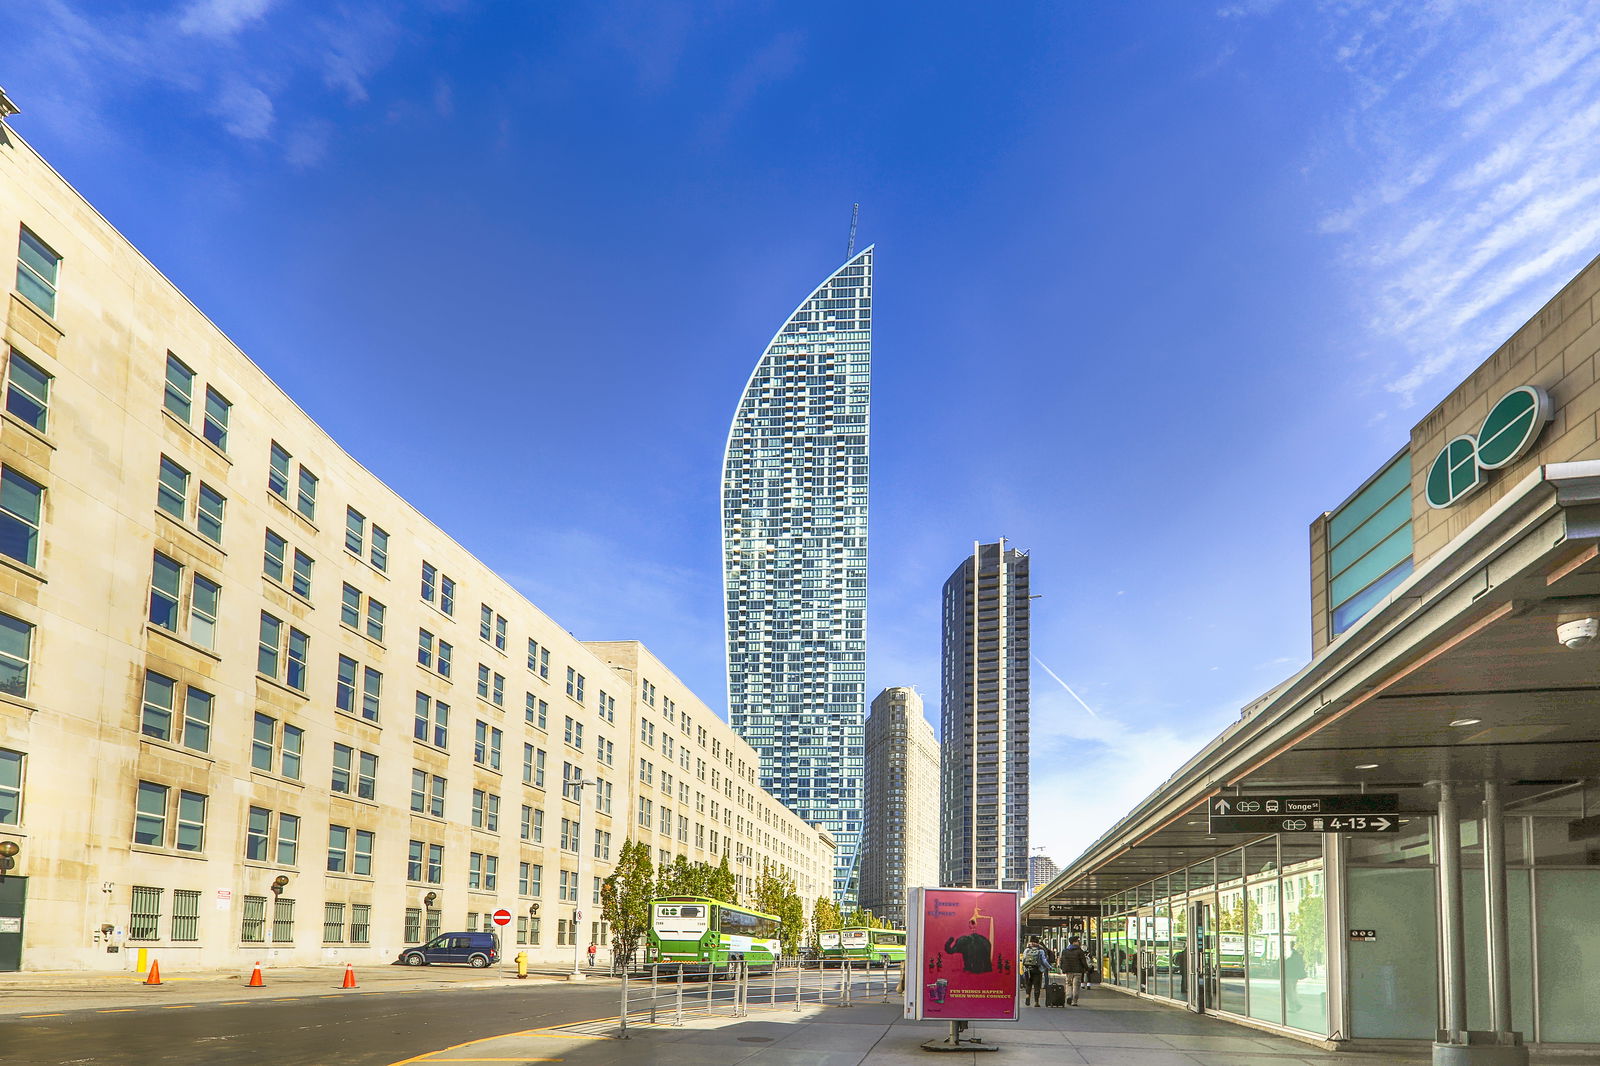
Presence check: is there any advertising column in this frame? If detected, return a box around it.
[905,887,1019,1049]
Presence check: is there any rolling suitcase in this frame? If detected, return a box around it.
[1045,980,1066,1007]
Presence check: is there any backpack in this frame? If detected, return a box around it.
[1021,945,1044,971]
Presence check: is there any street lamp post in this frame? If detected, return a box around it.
[571,778,599,979]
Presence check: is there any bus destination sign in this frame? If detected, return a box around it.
[1208,794,1400,835]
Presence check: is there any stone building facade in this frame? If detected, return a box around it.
[0,110,832,971]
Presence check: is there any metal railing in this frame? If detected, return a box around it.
[617,957,901,1038]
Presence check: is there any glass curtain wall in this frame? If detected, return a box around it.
[1099,834,1327,1037]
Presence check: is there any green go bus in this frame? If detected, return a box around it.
[647,897,783,967]
[820,927,906,965]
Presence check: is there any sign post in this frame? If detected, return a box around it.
[1208,794,1401,835]
[905,887,1018,1052]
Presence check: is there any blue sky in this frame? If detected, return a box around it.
[9,0,1600,867]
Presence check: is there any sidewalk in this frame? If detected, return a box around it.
[0,962,605,1016]
[393,990,1557,1066]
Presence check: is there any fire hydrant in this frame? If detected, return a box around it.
[516,951,528,979]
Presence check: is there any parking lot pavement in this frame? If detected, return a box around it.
[0,962,602,1016]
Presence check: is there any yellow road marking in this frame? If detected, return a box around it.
[20,1013,64,1018]
[419,1060,564,1063]
[220,1000,249,1004]
[97,1009,137,1014]
[162,1004,194,1009]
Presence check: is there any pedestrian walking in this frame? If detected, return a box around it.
[587,942,597,968]
[1020,935,1054,1006]
[1057,935,1092,1005]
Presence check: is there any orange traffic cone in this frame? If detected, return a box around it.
[341,963,357,989]
[144,959,162,986]
[246,960,264,987]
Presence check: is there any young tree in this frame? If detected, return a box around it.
[600,838,655,966]
[709,851,737,904]
[777,878,805,958]
[813,895,842,942]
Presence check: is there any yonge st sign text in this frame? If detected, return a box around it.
[1425,385,1553,509]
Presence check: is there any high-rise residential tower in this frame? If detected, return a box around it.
[722,247,873,903]
[861,686,940,921]
[940,539,1031,891]
[1028,853,1059,895]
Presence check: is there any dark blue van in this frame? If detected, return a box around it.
[397,931,500,967]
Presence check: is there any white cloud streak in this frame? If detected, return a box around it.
[1276,1,1600,404]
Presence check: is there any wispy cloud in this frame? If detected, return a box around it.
[1251,1,1600,404]
[6,0,457,168]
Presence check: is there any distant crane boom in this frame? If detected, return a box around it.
[847,203,859,257]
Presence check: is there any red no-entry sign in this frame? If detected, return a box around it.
[492,909,512,926]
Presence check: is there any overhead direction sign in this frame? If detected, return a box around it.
[1208,793,1400,834]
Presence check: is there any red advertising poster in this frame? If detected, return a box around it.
[910,888,1019,1021]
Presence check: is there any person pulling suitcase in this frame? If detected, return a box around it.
[1019,935,1056,1007]
[1057,934,1092,1005]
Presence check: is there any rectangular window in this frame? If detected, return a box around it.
[471,788,487,829]
[361,667,381,723]
[242,895,267,943]
[366,599,386,643]
[421,562,436,603]
[263,530,286,582]
[130,885,161,941]
[480,604,492,642]
[341,583,361,628]
[286,628,308,691]
[526,694,548,730]
[524,745,546,789]
[196,483,225,543]
[404,906,421,942]
[520,804,533,841]
[257,612,281,679]
[370,526,388,572]
[276,813,300,865]
[407,839,424,881]
[430,775,445,818]
[440,576,455,615]
[492,673,505,707]
[292,550,313,598]
[141,670,176,742]
[336,657,358,715]
[474,721,503,770]
[157,456,188,520]
[469,851,483,889]
[296,467,318,521]
[351,903,371,943]
[354,830,374,876]
[477,664,491,699]
[134,781,168,846]
[0,468,43,567]
[175,790,206,852]
[345,507,365,555]
[172,889,200,942]
[164,353,194,421]
[409,767,427,812]
[485,854,498,891]
[203,387,230,450]
[438,641,453,678]
[494,615,507,651]
[333,744,355,795]
[16,227,59,317]
[149,552,181,632]
[190,574,219,651]
[531,808,544,843]
[268,443,291,499]
[272,897,295,942]
[6,350,51,431]
[427,844,443,884]
[323,901,346,943]
[328,824,349,872]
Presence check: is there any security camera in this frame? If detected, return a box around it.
[1557,617,1599,649]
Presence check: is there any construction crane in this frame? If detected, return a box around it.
[847,203,859,257]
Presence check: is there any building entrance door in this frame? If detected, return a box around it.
[0,875,26,971]
[1189,900,1215,1014]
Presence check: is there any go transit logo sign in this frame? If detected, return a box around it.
[1425,385,1552,509]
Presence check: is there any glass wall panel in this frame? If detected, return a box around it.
[1282,844,1327,1034]
[1247,876,1283,1025]
[1461,868,1532,1035]
[1531,816,1600,865]
[1154,897,1172,999]
[1247,838,1278,878]
[1188,857,1216,892]
[1347,867,1437,1039]
[1535,869,1600,1042]
[1217,848,1247,1015]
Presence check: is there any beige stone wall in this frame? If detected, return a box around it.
[0,121,830,971]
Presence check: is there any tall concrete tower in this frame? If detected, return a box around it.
[722,247,872,904]
[939,539,1031,891]
[861,686,940,921]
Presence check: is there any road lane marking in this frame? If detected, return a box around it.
[20,1013,64,1018]
[162,1004,195,1009]
[97,1009,137,1013]
[220,1000,249,1004]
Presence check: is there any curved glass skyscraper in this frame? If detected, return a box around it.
[722,247,872,904]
